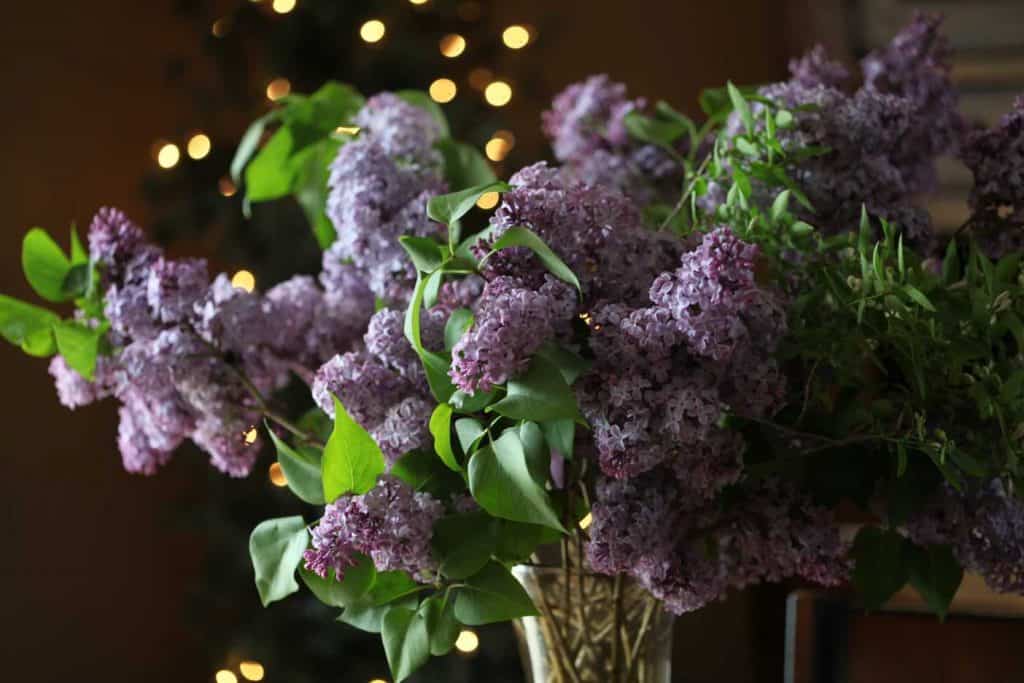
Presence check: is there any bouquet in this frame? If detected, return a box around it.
[3,13,1023,681]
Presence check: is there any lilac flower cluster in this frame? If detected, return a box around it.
[542,75,683,207]
[906,480,1024,594]
[50,207,370,476]
[312,307,443,465]
[587,473,847,614]
[304,475,444,583]
[714,13,961,251]
[323,94,447,305]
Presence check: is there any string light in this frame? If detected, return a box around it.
[369,679,388,683]
[439,34,466,58]
[429,78,457,104]
[219,177,237,197]
[272,0,296,13]
[239,662,265,681]
[187,133,211,160]
[360,19,386,43]
[579,512,593,529]
[268,463,288,488]
[485,137,512,162]
[468,67,493,91]
[156,143,180,169]
[502,25,531,49]
[211,17,231,38]
[408,0,428,4]
[476,191,500,210]
[266,78,291,102]
[484,80,512,107]
[215,671,238,683]
[455,629,480,653]
[231,270,256,292]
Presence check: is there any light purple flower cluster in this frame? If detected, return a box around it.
[542,75,683,207]
[714,13,961,251]
[312,307,443,464]
[51,207,370,476]
[906,480,1024,594]
[587,473,847,614]
[323,93,447,305]
[304,475,444,583]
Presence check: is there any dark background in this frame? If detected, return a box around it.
[6,1,1020,682]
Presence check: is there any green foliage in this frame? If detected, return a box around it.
[249,516,309,607]
[22,228,74,303]
[489,355,582,422]
[428,403,460,472]
[453,561,538,625]
[299,554,376,608]
[851,527,909,611]
[481,226,582,292]
[267,425,325,505]
[906,543,963,620]
[431,512,497,579]
[435,138,497,191]
[53,320,107,380]
[382,606,431,682]
[427,181,510,228]
[322,395,385,501]
[0,295,59,357]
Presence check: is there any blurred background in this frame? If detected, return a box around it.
[2,1,1023,681]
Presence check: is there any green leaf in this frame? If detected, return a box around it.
[623,111,687,147]
[428,181,510,227]
[468,429,565,532]
[906,544,962,620]
[775,110,794,128]
[322,395,386,501]
[903,285,937,312]
[391,449,465,500]
[69,225,88,264]
[444,308,474,352]
[419,596,460,656]
[396,89,450,137]
[429,403,460,471]
[399,236,445,273]
[494,520,556,563]
[423,268,443,309]
[432,511,497,579]
[22,228,72,302]
[790,221,815,235]
[770,191,791,222]
[293,137,341,249]
[61,264,91,299]
[404,275,457,402]
[852,526,909,611]
[249,516,309,607]
[450,389,496,413]
[339,572,421,633]
[53,321,106,380]
[535,344,589,385]
[382,606,431,683]
[489,355,582,422]
[727,82,754,135]
[266,424,325,504]
[231,111,281,183]
[299,554,376,607]
[455,417,486,454]
[245,126,300,201]
[484,226,581,292]
[436,138,497,191]
[540,419,576,458]
[454,561,538,625]
[0,294,59,356]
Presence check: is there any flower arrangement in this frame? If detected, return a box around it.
[3,12,1023,681]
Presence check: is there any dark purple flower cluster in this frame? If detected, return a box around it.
[906,480,1024,594]
[323,94,447,306]
[542,75,683,207]
[587,473,847,614]
[714,13,961,251]
[312,306,444,465]
[54,207,370,476]
[304,475,444,583]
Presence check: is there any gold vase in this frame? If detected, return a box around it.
[512,565,675,683]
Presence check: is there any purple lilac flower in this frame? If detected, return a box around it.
[146,257,209,325]
[191,415,261,478]
[88,207,151,279]
[49,356,112,409]
[355,93,444,172]
[449,274,576,394]
[117,404,176,475]
[304,476,444,582]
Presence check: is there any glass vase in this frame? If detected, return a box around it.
[512,565,675,683]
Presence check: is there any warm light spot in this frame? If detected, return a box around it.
[579,512,593,529]
[187,133,212,160]
[335,125,361,136]
[369,679,388,683]
[485,137,512,162]
[266,77,291,102]
[157,143,180,169]
[502,25,531,49]
[429,78,457,104]
[476,191,500,210]
[232,270,256,292]
[493,129,516,145]
[215,671,238,683]
[457,2,480,21]
[243,427,259,445]
[239,662,265,681]
[439,34,466,58]
[409,0,428,4]
[360,19,386,43]
[268,462,288,488]
[455,629,480,653]
[272,0,296,13]
[468,67,493,91]
[211,17,231,38]
[484,80,512,107]
[219,177,237,197]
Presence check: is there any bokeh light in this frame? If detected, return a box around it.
[268,463,288,488]
[476,191,500,210]
[429,78,457,104]
[360,19,386,43]
[455,629,480,653]
[215,671,238,683]
[266,77,291,101]
[156,143,180,169]
[272,0,296,14]
[439,34,466,58]
[219,177,237,197]
[211,17,231,38]
[187,133,211,160]
[239,661,265,681]
[485,137,512,162]
[484,80,512,107]
[231,270,256,292]
[502,25,531,49]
